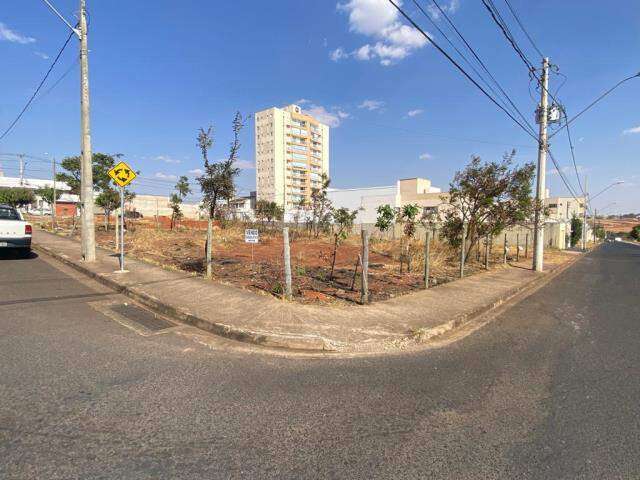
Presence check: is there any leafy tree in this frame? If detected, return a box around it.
[36,186,62,207]
[0,188,35,207]
[397,204,420,272]
[310,173,332,238]
[95,189,120,230]
[169,176,191,230]
[441,151,536,257]
[197,112,245,277]
[375,204,396,233]
[630,225,640,241]
[329,207,359,280]
[255,200,283,227]
[570,214,583,247]
[291,197,309,232]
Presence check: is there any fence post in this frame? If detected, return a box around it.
[206,217,213,278]
[485,234,490,269]
[503,233,508,264]
[360,229,369,304]
[516,233,520,262]
[424,228,432,289]
[525,233,529,258]
[459,222,467,278]
[283,227,292,299]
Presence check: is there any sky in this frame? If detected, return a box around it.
[0,0,639,213]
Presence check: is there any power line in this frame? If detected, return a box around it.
[502,0,544,58]
[560,108,585,196]
[418,0,537,137]
[0,30,75,142]
[386,0,539,142]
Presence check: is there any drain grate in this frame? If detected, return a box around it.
[110,303,175,332]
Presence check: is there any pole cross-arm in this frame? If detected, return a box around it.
[41,0,81,39]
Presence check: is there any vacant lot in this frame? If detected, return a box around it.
[33,215,573,305]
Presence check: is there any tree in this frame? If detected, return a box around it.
[375,204,396,233]
[169,176,191,229]
[631,225,640,241]
[197,112,245,277]
[0,188,35,207]
[397,204,420,272]
[570,214,583,247]
[57,153,136,230]
[255,200,283,227]
[36,186,62,207]
[329,207,359,280]
[310,173,332,238]
[441,151,536,257]
[291,197,309,232]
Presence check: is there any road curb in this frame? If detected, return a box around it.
[34,242,580,354]
[34,243,341,352]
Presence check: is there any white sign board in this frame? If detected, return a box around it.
[245,229,259,244]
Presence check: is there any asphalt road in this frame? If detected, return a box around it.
[1,243,639,479]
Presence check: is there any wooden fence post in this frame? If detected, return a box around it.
[283,227,292,299]
[360,229,370,304]
[503,233,508,264]
[424,228,431,289]
[485,234,490,269]
[460,222,467,278]
[206,217,213,278]
[516,233,520,262]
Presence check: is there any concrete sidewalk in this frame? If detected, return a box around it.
[33,230,577,353]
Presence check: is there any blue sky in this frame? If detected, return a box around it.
[0,0,638,212]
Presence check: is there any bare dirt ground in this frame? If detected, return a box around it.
[597,218,639,234]
[32,215,575,305]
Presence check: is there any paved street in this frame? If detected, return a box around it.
[1,243,639,479]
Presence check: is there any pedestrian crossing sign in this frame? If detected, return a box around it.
[108,161,137,187]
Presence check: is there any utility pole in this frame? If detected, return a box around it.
[18,154,25,186]
[52,157,57,229]
[582,176,588,251]
[533,57,550,272]
[593,208,597,244]
[79,0,96,261]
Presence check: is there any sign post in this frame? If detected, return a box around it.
[107,161,137,273]
[245,229,259,265]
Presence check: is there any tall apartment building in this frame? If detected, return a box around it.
[254,104,330,211]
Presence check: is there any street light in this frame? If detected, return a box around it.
[590,181,625,202]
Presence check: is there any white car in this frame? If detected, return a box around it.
[0,204,32,256]
[614,237,622,242]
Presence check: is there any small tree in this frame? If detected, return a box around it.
[292,197,309,232]
[310,174,332,238]
[329,207,359,280]
[375,204,396,234]
[0,188,35,207]
[397,204,420,272]
[631,225,640,241]
[36,186,62,208]
[95,188,120,230]
[255,200,283,227]
[441,151,535,258]
[570,214,583,247]
[169,176,191,230]
[197,112,245,277]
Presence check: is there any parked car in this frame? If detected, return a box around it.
[0,204,32,257]
[614,237,622,242]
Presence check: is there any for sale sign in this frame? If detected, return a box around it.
[245,229,259,244]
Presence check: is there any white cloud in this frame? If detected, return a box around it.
[236,160,255,170]
[622,126,640,135]
[358,99,384,111]
[155,155,181,164]
[407,109,424,117]
[419,153,433,160]
[304,104,349,128]
[154,172,178,180]
[34,51,49,60]
[188,168,203,176]
[296,98,311,105]
[426,0,460,20]
[0,23,36,44]
[330,47,349,62]
[336,0,429,65]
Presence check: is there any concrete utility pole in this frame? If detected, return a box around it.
[582,176,588,251]
[18,154,25,186]
[79,0,96,261]
[533,57,550,272]
[52,157,57,229]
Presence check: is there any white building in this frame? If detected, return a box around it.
[254,104,330,212]
[328,177,443,224]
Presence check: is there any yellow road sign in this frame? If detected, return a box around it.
[108,161,137,187]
